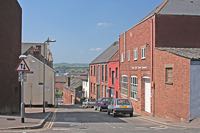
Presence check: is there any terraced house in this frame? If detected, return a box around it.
[119,0,200,121]
[89,41,119,99]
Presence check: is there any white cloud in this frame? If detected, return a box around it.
[89,48,102,52]
[97,22,112,27]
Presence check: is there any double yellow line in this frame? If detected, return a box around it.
[46,108,57,129]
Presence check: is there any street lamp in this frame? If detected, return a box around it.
[43,37,56,113]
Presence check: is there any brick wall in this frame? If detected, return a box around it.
[155,14,200,48]
[63,89,74,105]
[119,17,154,114]
[0,0,22,114]
[154,49,190,121]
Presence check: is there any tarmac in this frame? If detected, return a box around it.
[0,105,200,130]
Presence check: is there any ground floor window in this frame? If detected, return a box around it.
[130,76,138,99]
[121,75,128,96]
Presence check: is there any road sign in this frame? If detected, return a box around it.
[17,59,30,72]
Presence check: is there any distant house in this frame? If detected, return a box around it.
[82,76,89,99]
[119,0,200,121]
[89,41,119,99]
[22,43,55,106]
[0,0,22,114]
[63,77,83,104]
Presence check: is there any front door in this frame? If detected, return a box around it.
[144,78,151,113]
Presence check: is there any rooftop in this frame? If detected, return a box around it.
[157,47,200,60]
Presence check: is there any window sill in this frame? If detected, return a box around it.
[130,97,138,101]
[141,57,146,60]
[165,82,173,85]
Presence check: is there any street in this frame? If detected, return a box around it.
[0,105,199,133]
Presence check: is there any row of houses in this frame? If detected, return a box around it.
[89,0,200,122]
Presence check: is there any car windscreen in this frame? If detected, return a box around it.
[117,99,130,105]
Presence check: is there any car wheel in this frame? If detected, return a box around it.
[107,111,110,115]
[98,106,102,112]
[112,110,116,117]
[94,106,97,110]
[130,113,133,117]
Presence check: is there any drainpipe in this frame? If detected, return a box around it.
[152,18,155,117]
[123,32,126,60]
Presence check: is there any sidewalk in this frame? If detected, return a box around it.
[138,114,200,129]
[0,107,54,130]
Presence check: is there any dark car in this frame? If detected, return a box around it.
[107,98,134,117]
[94,97,113,111]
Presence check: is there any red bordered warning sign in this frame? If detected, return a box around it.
[16,59,30,72]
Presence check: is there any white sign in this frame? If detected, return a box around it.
[17,59,30,72]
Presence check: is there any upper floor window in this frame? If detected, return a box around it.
[115,67,118,78]
[141,47,146,59]
[90,66,93,76]
[134,48,138,61]
[105,65,108,82]
[121,53,124,62]
[112,71,115,85]
[127,50,130,61]
[165,67,173,84]
[94,66,96,76]
[102,65,104,81]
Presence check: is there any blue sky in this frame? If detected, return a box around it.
[18,0,162,63]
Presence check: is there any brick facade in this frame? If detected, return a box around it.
[0,0,22,114]
[154,49,190,121]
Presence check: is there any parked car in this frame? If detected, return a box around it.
[94,97,113,111]
[107,98,133,117]
[82,98,96,108]
[94,98,102,110]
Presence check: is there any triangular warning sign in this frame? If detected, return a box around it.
[17,59,30,72]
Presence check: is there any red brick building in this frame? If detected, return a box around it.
[89,41,118,99]
[119,0,200,121]
[0,0,22,114]
[108,51,120,98]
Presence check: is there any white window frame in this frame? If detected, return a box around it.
[141,47,146,59]
[130,76,138,99]
[121,53,124,62]
[127,50,130,61]
[121,75,128,96]
[133,48,138,61]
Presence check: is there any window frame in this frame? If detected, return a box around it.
[133,48,138,61]
[130,76,138,99]
[121,75,128,96]
[141,47,146,59]
[165,67,173,85]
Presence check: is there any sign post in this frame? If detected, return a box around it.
[17,58,30,123]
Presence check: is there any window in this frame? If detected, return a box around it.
[94,84,96,94]
[102,65,104,81]
[127,50,130,61]
[112,71,115,85]
[90,83,93,93]
[121,75,128,96]
[90,66,93,76]
[166,67,173,84]
[130,76,138,99]
[134,48,138,60]
[109,68,111,77]
[141,47,146,59]
[94,66,96,76]
[115,67,118,78]
[105,65,108,82]
[121,53,124,62]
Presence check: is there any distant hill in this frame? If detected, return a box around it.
[54,63,89,68]
[54,63,89,75]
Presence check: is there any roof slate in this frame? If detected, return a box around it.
[90,41,119,64]
[157,47,200,59]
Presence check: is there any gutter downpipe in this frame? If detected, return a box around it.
[152,16,155,117]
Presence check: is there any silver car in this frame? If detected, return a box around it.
[107,98,133,117]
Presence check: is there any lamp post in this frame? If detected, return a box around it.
[43,37,56,113]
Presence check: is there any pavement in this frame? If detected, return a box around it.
[138,114,200,129]
[0,107,54,130]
